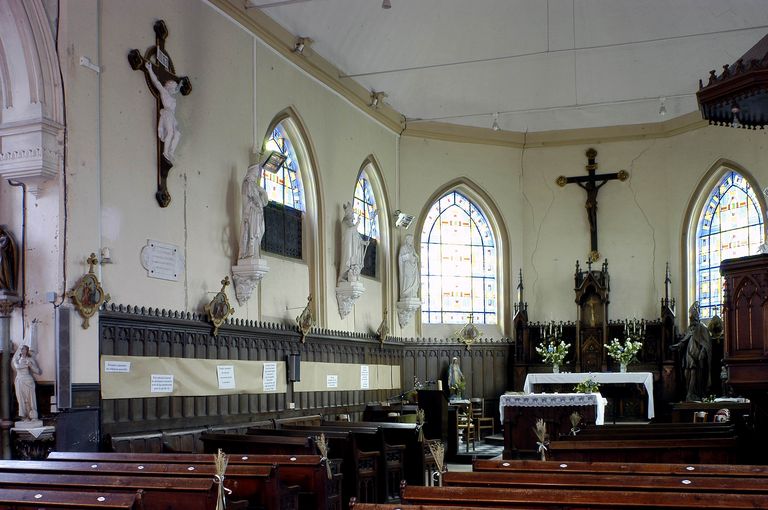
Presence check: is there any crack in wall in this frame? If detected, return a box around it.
[625,140,659,303]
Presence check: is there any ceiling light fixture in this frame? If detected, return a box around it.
[370,91,387,109]
[382,0,391,9]
[658,97,667,116]
[293,37,312,54]
[731,103,742,129]
[492,113,501,131]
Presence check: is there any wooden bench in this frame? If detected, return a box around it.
[0,488,141,509]
[200,431,318,456]
[473,458,768,477]
[0,459,290,510]
[441,470,768,494]
[283,422,407,502]
[400,483,768,509]
[246,427,380,504]
[321,420,433,487]
[547,437,738,463]
[567,422,736,439]
[0,471,221,510]
[47,451,340,510]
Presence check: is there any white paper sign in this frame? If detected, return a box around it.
[104,361,131,373]
[326,374,338,389]
[140,240,185,281]
[263,362,277,392]
[360,365,370,389]
[150,374,174,393]
[217,365,236,390]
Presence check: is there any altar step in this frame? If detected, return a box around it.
[483,433,504,446]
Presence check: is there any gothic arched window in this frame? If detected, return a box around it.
[421,190,497,324]
[260,123,305,258]
[696,170,764,319]
[354,170,379,277]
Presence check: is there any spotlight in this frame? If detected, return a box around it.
[492,112,501,131]
[393,210,415,229]
[293,37,312,54]
[382,0,391,8]
[658,97,667,116]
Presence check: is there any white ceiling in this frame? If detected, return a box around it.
[254,0,768,132]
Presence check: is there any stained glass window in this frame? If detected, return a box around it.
[696,171,764,319]
[354,171,379,239]
[261,124,305,211]
[260,123,305,259]
[354,170,379,278]
[421,191,497,324]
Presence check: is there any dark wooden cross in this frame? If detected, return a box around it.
[556,148,628,262]
[128,20,192,208]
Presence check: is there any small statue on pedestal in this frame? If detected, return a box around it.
[12,345,42,426]
[671,302,712,402]
[448,357,465,401]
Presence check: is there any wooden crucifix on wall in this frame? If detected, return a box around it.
[128,20,192,208]
[556,148,628,262]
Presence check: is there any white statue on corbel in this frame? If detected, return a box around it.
[336,202,370,318]
[231,163,270,305]
[396,234,421,327]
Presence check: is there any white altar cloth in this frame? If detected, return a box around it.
[499,392,605,425]
[523,372,655,419]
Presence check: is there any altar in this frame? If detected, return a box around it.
[499,392,606,458]
[523,372,655,419]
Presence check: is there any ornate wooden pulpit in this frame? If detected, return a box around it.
[721,254,768,392]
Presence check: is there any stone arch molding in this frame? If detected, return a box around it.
[0,0,64,195]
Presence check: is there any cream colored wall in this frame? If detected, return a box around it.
[520,128,768,325]
[20,0,768,388]
[398,137,524,339]
[254,44,398,332]
[54,0,398,382]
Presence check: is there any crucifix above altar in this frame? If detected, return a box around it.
[557,148,628,262]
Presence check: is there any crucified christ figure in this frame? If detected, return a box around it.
[146,61,180,161]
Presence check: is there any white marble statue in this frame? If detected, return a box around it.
[145,61,181,161]
[398,234,420,300]
[12,345,41,422]
[239,164,270,261]
[338,202,370,283]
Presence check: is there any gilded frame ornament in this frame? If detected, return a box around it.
[205,276,235,337]
[67,253,110,329]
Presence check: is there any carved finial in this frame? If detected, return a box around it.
[221,276,230,289]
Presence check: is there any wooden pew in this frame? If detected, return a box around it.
[567,422,736,439]
[47,451,339,510]
[441,470,768,494]
[284,422,407,501]
[0,471,220,510]
[547,437,738,463]
[200,431,317,455]
[0,460,290,510]
[400,483,768,509]
[246,427,380,504]
[473,458,768,478]
[321,420,432,487]
[349,502,517,510]
[0,488,141,509]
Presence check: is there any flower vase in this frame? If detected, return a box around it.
[552,364,560,374]
[620,363,627,373]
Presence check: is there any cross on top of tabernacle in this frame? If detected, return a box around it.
[128,20,192,208]
[556,148,628,263]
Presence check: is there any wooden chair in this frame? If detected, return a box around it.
[457,403,475,452]
[470,398,494,439]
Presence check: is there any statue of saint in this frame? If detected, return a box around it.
[398,234,420,300]
[12,345,41,421]
[448,356,465,400]
[145,61,181,161]
[0,226,18,293]
[239,164,270,261]
[671,301,712,401]
[338,202,370,283]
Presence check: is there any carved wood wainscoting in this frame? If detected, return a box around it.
[97,304,513,450]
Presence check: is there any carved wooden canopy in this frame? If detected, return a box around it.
[697,33,768,130]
